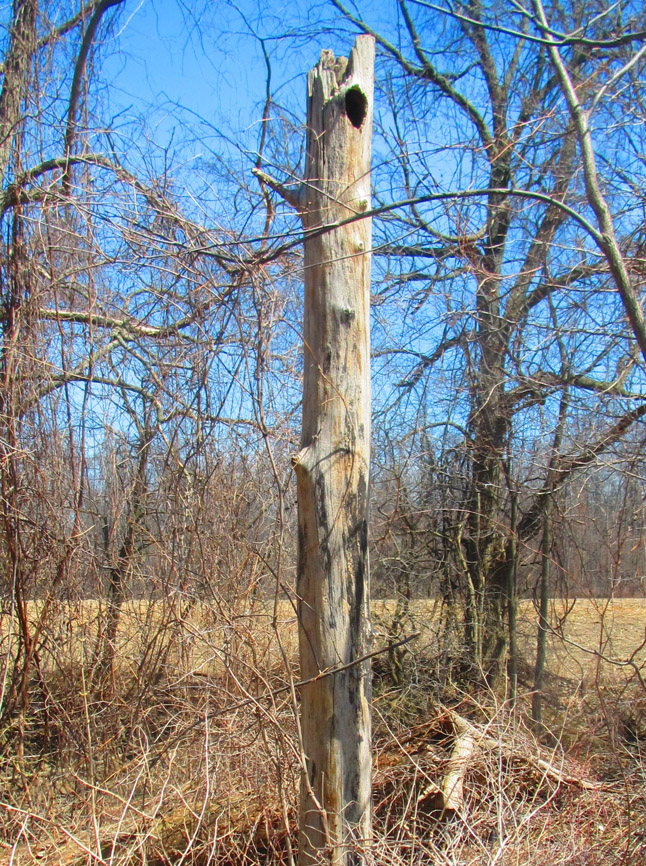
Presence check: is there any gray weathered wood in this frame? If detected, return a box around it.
[292,35,375,866]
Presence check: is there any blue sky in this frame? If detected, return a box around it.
[102,1,357,158]
[92,0,646,440]
[98,0,412,185]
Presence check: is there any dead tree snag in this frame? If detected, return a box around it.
[293,35,375,866]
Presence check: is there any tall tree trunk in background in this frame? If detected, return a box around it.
[532,390,568,726]
[0,0,36,184]
[507,493,519,707]
[293,35,374,866]
[0,0,38,731]
[532,503,551,726]
[462,233,512,687]
[95,426,152,694]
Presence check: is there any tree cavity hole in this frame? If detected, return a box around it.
[345,87,367,129]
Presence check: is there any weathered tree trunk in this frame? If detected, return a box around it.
[293,36,374,866]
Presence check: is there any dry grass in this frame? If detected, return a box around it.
[7,597,645,681]
[515,597,646,682]
[0,597,644,865]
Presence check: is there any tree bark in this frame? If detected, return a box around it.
[0,0,37,185]
[293,36,374,866]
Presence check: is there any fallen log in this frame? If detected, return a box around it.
[408,706,613,815]
[440,713,477,812]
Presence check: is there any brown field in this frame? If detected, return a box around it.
[5,596,645,687]
[378,596,646,679]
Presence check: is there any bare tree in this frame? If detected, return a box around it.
[258,35,376,866]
